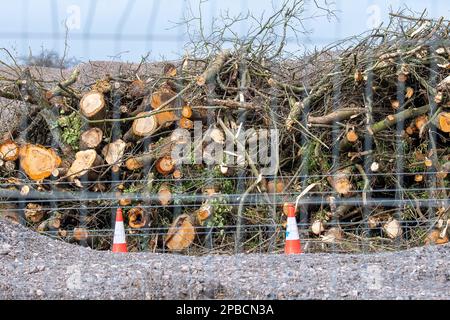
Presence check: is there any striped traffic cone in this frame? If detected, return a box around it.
[284,203,303,254]
[112,208,127,253]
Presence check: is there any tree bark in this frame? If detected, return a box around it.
[339,130,359,151]
[371,105,430,134]
[197,50,231,86]
[308,107,366,125]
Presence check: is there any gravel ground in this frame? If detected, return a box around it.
[0,220,449,300]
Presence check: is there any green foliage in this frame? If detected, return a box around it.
[220,178,234,194]
[123,184,140,194]
[306,142,323,173]
[408,227,428,245]
[58,112,82,151]
[408,164,423,173]
[212,165,234,194]
[172,183,185,206]
[170,166,236,203]
[356,180,365,190]
[399,140,409,154]
[314,209,329,221]
[207,197,232,236]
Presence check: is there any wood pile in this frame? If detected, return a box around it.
[0,12,449,253]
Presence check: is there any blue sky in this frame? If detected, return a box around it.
[0,0,449,62]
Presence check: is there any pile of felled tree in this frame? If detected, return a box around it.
[0,13,449,254]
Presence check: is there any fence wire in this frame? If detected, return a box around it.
[0,0,449,257]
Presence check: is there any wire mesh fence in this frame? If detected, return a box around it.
[0,0,449,256]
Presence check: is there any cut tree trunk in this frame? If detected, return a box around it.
[266,179,286,194]
[179,117,193,129]
[158,183,172,206]
[322,227,344,243]
[102,139,126,173]
[391,99,400,110]
[80,91,106,121]
[66,149,103,183]
[180,105,207,120]
[37,212,65,232]
[219,164,229,175]
[202,185,217,197]
[51,158,70,179]
[425,229,449,245]
[368,215,380,229]
[383,218,403,239]
[181,105,193,119]
[311,220,326,235]
[79,128,103,150]
[165,214,195,251]
[406,125,416,135]
[327,169,353,196]
[129,82,178,120]
[58,229,68,238]
[155,155,174,175]
[127,79,147,99]
[414,115,428,131]
[149,87,178,127]
[0,140,19,161]
[19,144,61,181]
[125,152,152,170]
[24,203,45,223]
[405,87,414,99]
[172,169,183,179]
[434,112,450,133]
[339,130,359,151]
[20,185,30,196]
[119,197,132,207]
[127,206,149,229]
[123,112,158,142]
[72,227,89,242]
[195,203,213,225]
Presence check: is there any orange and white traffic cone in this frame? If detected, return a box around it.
[112,208,127,253]
[284,203,303,254]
